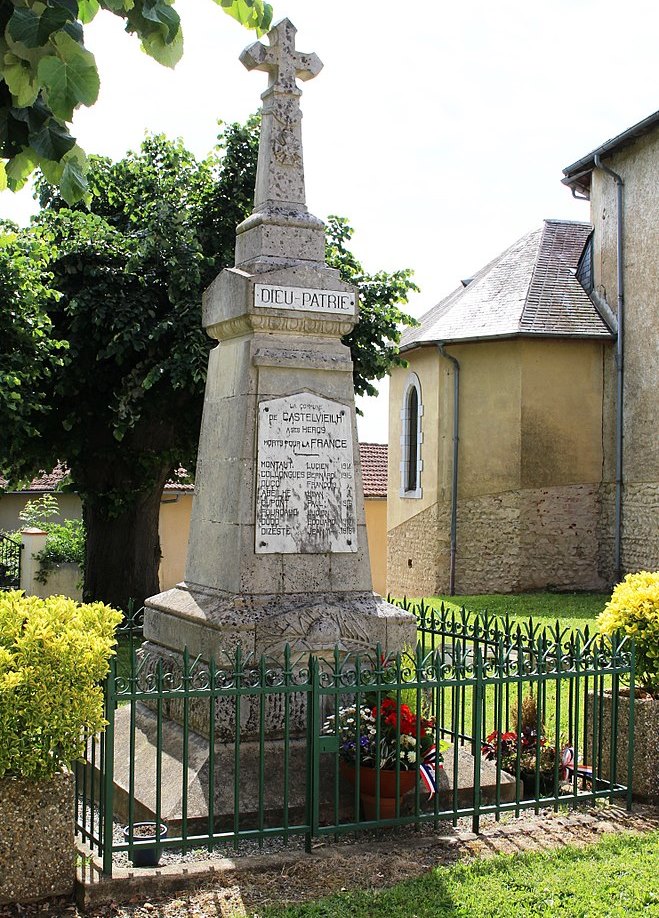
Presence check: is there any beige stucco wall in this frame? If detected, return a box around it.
[589,130,659,578]
[364,498,387,596]
[2,488,386,597]
[0,492,81,534]
[388,338,606,596]
[158,493,194,591]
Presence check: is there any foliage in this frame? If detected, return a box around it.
[13,493,85,583]
[17,492,60,528]
[0,0,273,203]
[34,518,85,583]
[597,571,659,697]
[326,215,418,400]
[0,591,121,779]
[0,221,68,453]
[482,693,556,776]
[323,699,440,772]
[262,830,659,917]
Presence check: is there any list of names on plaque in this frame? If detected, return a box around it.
[255,392,358,554]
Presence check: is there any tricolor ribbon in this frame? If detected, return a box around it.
[419,744,443,799]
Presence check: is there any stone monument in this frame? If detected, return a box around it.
[142,18,416,667]
[109,20,417,826]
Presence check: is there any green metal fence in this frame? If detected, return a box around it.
[75,603,634,875]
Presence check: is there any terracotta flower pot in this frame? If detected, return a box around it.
[340,760,417,819]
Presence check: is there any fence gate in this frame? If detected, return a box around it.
[0,534,21,590]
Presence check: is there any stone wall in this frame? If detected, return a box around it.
[387,502,450,597]
[388,483,605,596]
[590,132,659,580]
[598,482,659,584]
[0,772,74,904]
[586,692,659,803]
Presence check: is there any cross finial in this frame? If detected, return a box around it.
[240,18,323,94]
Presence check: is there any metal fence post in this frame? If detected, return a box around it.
[471,647,484,835]
[627,638,635,811]
[306,654,319,851]
[101,656,117,876]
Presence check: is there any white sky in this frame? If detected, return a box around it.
[2,0,657,442]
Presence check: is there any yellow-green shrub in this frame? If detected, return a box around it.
[0,591,122,779]
[597,571,659,696]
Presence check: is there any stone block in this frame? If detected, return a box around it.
[586,691,659,802]
[0,772,74,904]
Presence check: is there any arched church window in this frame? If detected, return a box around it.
[400,374,423,498]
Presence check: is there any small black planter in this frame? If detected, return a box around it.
[521,771,555,799]
[123,822,168,867]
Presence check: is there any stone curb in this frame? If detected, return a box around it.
[75,805,659,910]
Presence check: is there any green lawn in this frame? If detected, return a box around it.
[263,830,659,918]
[426,592,609,633]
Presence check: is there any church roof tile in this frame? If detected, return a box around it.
[402,219,613,349]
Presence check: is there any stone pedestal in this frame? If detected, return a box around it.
[109,705,515,831]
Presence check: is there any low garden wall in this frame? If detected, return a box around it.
[0,772,75,904]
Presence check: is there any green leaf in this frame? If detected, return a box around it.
[38,5,76,44]
[140,0,179,43]
[5,148,37,190]
[140,24,183,68]
[3,53,40,108]
[216,0,273,35]
[29,115,76,161]
[37,32,100,122]
[0,160,6,191]
[60,150,89,204]
[39,155,65,186]
[7,7,41,49]
[78,0,101,24]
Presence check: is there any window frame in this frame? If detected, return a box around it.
[399,372,423,499]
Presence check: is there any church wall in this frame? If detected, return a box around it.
[388,339,607,596]
[387,348,443,532]
[590,130,659,579]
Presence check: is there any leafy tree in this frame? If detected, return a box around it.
[2,118,416,611]
[0,0,273,203]
[326,215,418,400]
[0,220,68,446]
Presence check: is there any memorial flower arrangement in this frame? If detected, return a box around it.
[323,698,443,772]
[481,694,556,778]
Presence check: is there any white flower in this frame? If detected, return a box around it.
[406,751,417,763]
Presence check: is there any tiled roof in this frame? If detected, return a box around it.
[0,466,194,493]
[359,442,387,498]
[401,220,613,350]
[1,450,389,498]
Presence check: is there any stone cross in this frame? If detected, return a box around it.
[239,19,323,215]
[240,18,323,95]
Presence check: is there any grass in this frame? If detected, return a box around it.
[426,592,610,634]
[263,830,659,918]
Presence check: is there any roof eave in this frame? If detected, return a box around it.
[562,109,659,188]
[400,329,614,351]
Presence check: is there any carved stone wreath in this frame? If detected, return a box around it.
[273,129,302,166]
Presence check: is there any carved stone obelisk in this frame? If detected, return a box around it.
[142,18,415,667]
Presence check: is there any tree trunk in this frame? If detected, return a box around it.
[82,472,169,612]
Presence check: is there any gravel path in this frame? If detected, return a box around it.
[2,804,658,917]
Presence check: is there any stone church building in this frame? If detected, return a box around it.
[387,111,658,596]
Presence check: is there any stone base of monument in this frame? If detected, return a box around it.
[104,704,516,833]
[143,583,417,664]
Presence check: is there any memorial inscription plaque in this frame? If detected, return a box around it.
[256,392,358,554]
[254,284,356,315]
